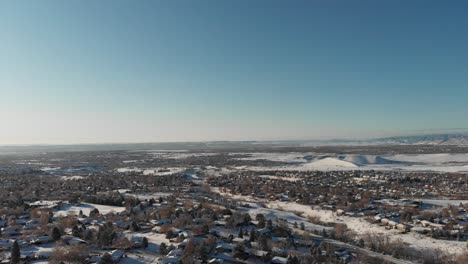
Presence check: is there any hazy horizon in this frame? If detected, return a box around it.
[1,128,468,147]
[2,1,467,145]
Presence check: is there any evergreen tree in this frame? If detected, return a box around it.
[90,208,100,217]
[51,226,62,241]
[11,240,20,264]
[72,225,80,237]
[358,238,365,247]
[249,230,257,242]
[97,222,115,248]
[322,229,327,237]
[287,255,300,264]
[130,221,140,231]
[258,218,266,228]
[267,219,273,230]
[159,242,168,255]
[243,213,251,225]
[201,224,209,235]
[168,244,176,251]
[100,252,113,264]
[258,235,269,251]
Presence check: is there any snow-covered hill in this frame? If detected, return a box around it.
[338,154,401,165]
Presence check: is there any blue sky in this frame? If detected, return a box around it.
[1,0,467,144]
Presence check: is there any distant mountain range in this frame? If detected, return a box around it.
[371,133,468,145]
[1,133,468,154]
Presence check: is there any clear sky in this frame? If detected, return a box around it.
[1,0,467,144]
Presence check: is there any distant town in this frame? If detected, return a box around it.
[0,142,466,263]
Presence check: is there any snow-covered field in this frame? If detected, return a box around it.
[302,157,358,169]
[120,231,176,264]
[385,153,468,164]
[54,202,125,217]
[124,192,173,200]
[143,232,174,251]
[229,152,468,173]
[232,152,312,163]
[148,152,217,160]
[116,167,186,176]
[60,175,85,180]
[203,166,233,177]
[258,175,300,182]
[243,202,332,232]
[122,160,142,164]
[22,243,55,261]
[267,201,466,255]
[213,189,466,256]
[114,152,468,173]
[421,199,468,207]
[142,167,186,176]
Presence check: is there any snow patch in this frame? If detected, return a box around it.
[338,155,400,165]
[60,176,85,180]
[304,157,359,169]
[55,202,125,217]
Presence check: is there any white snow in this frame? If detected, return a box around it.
[232,152,311,163]
[421,199,468,207]
[60,175,85,180]
[117,167,142,173]
[203,166,233,177]
[259,175,300,182]
[148,152,217,160]
[384,153,468,164]
[54,202,125,217]
[40,167,61,172]
[125,192,172,200]
[302,157,359,169]
[122,160,141,164]
[338,155,397,165]
[143,167,186,176]
[266,201,466,255]
[244,202,331,232]
[225,153,468,173]
[116,167,186,175]
[214,189,466,256]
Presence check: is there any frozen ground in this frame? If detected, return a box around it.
[420,199,468,207]
[60,175,85,180]
[22,242,55,257]
[213,189,466,256]
[242,202,332,232]
[302,157,358,169]
[55,202,126,217]
[148,152,217,160]
[229,152,468,173]
[385,153,468,164]
[116,167,186,176]
[231,152,313,163]
[121,231,176,264]
[258,175,300,182]
[203,166,233,177]
[124,192,173,200]
[267,201,466,256]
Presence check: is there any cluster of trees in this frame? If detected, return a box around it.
[81,191,125,206]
